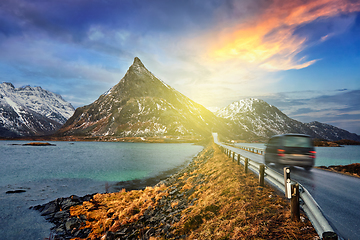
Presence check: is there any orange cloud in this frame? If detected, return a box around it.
[211,0,360,71]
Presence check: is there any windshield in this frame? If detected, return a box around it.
[283,136,312,148]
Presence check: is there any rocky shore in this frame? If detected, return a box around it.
[31,152,209,240]
[32,142,317,240]
[317,163,360,178]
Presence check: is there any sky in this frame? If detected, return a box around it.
[0,0,359,134]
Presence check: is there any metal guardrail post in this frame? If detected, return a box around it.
[244,158,249,173]
[259,164,265,187]
[237,154,240,165]
[232,152,235,162]
[291,183,300,221]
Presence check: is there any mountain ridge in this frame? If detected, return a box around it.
[0,82,75,137]
[216,98,360,141]
[57,58,359,142]
[3,57,357,142]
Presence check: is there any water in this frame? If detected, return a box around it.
[314,146,360,166]
[234,143,360,166]
[0,140,203,240]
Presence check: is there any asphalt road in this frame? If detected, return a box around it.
[213,133,360,240]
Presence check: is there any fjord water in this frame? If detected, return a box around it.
[0,140,203,240]
[234,143,360,166]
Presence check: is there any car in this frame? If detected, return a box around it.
[264,134,315,170]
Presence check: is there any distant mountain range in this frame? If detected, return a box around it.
[216,98,360,141]
[0,82,74,137]
[1,57,359,142]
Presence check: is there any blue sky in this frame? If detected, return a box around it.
[0,0,359,134]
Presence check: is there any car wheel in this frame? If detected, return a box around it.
[304,166,312,171]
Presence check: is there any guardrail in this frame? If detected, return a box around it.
[218,144,338,240]
[227,144,265,155]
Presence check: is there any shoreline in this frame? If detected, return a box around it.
[111,159,193,192]
[0,135,206,144]
[316,163,360,178]
[31,147,203,239]
[33,141,318,240]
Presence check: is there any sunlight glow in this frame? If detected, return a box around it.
[211,0,360,71]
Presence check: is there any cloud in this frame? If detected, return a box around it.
[207,0,360,71]
[0,35,126,107]
[0,0,359,129]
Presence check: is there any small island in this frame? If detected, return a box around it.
[317,163,360,178]
[22,142,56,146]
[313,139,360,147]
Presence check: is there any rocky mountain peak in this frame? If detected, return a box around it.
[1,82,15,89]
[126,57,149,77]
[132,57,145,68]
[216,98,272,119]
[102,57,173,101]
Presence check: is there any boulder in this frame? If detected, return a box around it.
[40,201,58,216]
[65,217,81,232]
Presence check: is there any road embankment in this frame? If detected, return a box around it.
[35,142,318,240]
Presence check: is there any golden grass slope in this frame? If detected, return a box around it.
[69,142,318,239]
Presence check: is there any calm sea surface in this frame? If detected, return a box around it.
[0,140,203,240]
[234,143,360,166]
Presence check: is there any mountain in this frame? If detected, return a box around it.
[57,57,222,138]
[216,98,360,141]
[54,57,358,141]
[0,82,75,138]
[305,121,360,141]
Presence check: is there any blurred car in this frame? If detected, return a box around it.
[264,134,315,170]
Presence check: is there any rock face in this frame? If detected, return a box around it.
[58,57,222,138]
[216,98,360,141]
[0,82,74,137]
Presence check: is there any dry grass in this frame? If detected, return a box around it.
[68,142,318,240]
[70,186,168,239]
[171,143,318,240]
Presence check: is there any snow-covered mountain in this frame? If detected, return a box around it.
[57,57,222,137]
[0,82,75,137]
[216,98,360,141]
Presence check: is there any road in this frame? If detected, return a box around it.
[213,133,360,240]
